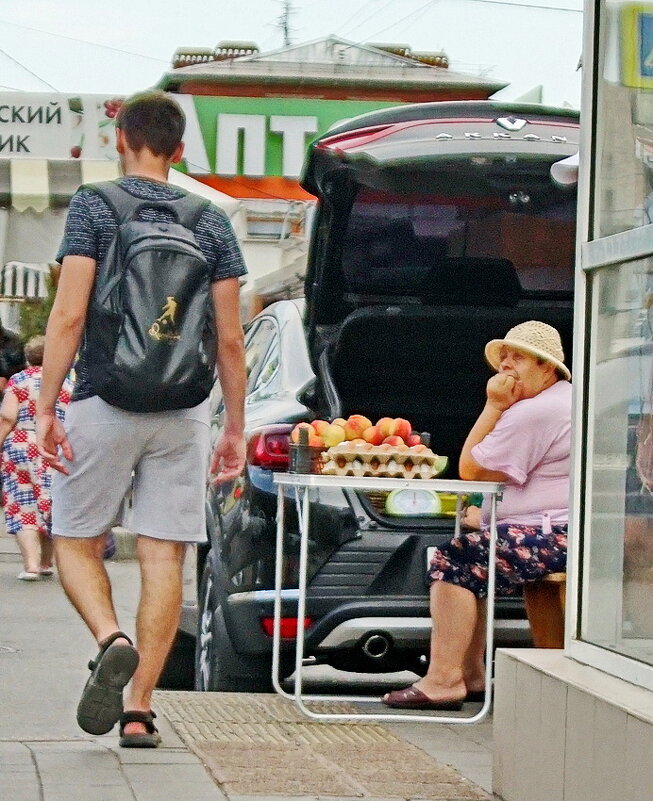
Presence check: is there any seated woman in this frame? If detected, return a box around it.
[384,320,572,710]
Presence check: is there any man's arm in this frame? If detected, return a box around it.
[36,255,96,472]
[209,277,246,484]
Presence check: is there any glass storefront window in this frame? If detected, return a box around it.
[593,1,653,238]
[582,255,653,662]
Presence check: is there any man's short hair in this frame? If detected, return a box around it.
[25,335,45,367]
[116,91,185,158]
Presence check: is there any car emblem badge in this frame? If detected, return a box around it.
[496,116,528,132]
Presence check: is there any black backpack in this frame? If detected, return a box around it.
[83,181,215,413]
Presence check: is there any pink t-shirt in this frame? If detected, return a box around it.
[471,380,572,526]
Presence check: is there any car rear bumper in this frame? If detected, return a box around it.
[221,589,531,657]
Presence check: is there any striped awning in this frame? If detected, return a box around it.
[2,158,121,213]
[1,159,244,219]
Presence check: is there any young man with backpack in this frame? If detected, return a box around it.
[36,91,247,747]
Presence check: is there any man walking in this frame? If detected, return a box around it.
[36,91,247,747]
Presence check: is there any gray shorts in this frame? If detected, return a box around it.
[52,396,211,543]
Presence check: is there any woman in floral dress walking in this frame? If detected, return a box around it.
[0,336,73,579]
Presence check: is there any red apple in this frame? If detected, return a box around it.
[291,422,315,443]
[308,434,325,448]
[377,417,396,438]
[406,433,421,447]
[363,425,384,446]
[393,418,412,441]
[383,435,404,447]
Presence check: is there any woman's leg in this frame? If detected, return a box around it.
[384,579,478,703]
[39,532,54,571]
[16,527,41,574]
[463,598,487,693]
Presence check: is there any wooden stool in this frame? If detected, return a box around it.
[523,572,566,648]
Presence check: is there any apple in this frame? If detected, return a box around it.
[312,420,330,437]
[349,438,368,446]
[291,422,315,443]
[406,433,421,447]
[377,417,396,438]
[308,434,325,448]
[332,417,347,427]
[362,425,384,446]
[409,443,428,453]
[323,423,346,448]
[393,418,412,441]
[383,435,404,447]
[344,414,372,441]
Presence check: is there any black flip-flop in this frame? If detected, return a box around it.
[76,631,139,735]
[119,710,161,748]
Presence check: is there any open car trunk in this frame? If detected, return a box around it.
[300,101,579,507]
[316,300,574,479]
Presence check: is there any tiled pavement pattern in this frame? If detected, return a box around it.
[155,691,490,800]
[1,529,494,801]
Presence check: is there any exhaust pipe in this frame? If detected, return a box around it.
[361,633,391,660]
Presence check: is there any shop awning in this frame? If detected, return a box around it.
[0,159,244,223]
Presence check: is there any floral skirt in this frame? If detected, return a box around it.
[427,523,568,599]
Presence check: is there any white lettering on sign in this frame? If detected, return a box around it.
[176,94,210,175]
[269,116,318,178]
[217,114,266,177]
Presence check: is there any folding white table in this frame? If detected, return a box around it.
[272,472,504,724]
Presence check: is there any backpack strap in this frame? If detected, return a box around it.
[85,180,210,230]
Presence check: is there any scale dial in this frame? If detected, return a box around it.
[385,488,442,517]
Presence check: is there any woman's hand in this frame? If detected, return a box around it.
[486,373,523,412]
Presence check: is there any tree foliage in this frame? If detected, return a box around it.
[18,264,59,342]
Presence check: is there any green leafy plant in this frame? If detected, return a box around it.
[19,264,59,342]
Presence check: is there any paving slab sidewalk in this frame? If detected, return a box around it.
[0,533,495,800]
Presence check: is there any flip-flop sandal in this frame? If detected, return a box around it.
[76,631,139,735]
[119,710,161,748]
[383,685,464,711]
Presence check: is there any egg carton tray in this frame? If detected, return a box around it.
[321,459,442,479]
[319,443,447,479]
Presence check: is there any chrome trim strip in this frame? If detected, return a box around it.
[227,589,300,604]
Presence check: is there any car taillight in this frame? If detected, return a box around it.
[260,616,313,639]
[248,425,292,470]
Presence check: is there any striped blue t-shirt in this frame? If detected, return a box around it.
[57,176,247,401]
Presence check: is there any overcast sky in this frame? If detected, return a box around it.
[0,0,584,106]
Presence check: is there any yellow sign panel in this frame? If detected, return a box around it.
[621,3,653,88]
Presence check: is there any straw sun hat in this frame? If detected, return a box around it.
[484,320,571,381]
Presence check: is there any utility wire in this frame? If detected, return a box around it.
[0,47,58,91]
[334,0,379,35]
[342,0,403,37]
[0,18,169,62]
[362,0,438,42]
[462,0,581,11]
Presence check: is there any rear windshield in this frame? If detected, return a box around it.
[342,185,576,297]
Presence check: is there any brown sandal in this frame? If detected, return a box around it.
[382,685,463,710]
